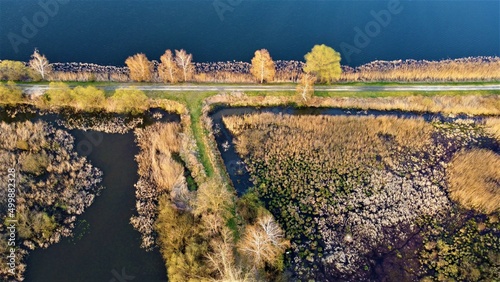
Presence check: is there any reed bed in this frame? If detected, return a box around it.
[223,113,499,281]
[131,122,185,249]
[207,92,500,116]
[341,58,500,82]
[447,149,500,214]
[484,117,500,141]
[0,121,103,281]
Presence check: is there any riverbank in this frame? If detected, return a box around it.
[2,56,500,83]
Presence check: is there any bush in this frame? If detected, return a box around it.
[0,81,23,104]
[109,88,149,114]
[71,86,106,111]
[45,82,73,106]
[0,60,33,81]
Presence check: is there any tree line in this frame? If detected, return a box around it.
[0,45,342,85]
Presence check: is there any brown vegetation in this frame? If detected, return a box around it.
[250,49,276,83]
[158,50,181,83]
[341,57,500,82]
[223,113,497,280]
[0,121,103,281]
[125,53,153,82]
[131,123,184,249]
[447,149,500,214]
[207,92,500,116]
[484,118,500,141]
[131,115,288,281]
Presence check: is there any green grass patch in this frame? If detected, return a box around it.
[148,91,218,177]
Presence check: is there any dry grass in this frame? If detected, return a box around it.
[225,113,433,164]
[341,59,500,82]
[208,92,500,116]
[447,149,500,214]
[484,118,500,141]
[49,71,129,82]
[135,123,182,192]
[313,95,500,116]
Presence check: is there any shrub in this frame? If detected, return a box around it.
[109,88,149,114]
[45,82,73,106]
[0,60,32,81]
[0,81,23,104]
[71,86,106,111]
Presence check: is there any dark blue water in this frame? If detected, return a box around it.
[0,0,498,66]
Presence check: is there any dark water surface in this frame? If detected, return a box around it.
[0,0,498,66]
[24,130,167,282]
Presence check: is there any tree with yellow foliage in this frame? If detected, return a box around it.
[304,44,342,83]
[159,50,181,83]
[250,49,275,83]
[125,53,153,82]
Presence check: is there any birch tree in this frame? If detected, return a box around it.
[29,49,51,80]
[237,214,289,269]
[125,53,153,82]
[296,72,316,101]
[159,49,181,83]
[174,49,194,82]
[250,49,275,83]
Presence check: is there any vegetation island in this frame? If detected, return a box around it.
[0,45,499,281]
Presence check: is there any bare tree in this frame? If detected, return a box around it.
[296,72,316,101]
[125,53,153,82]
[159,49,181,83]
[237,214,289,269]
[250,49,275,83]
[29,49,51,80]
[174,49,194,82]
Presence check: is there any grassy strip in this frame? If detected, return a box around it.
[148,91,217,177]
